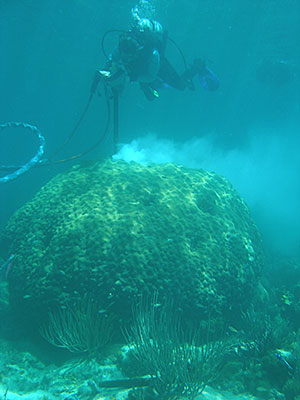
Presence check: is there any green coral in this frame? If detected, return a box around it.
[0,159,264,329]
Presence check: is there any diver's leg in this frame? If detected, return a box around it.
[158,57,187,90]
[139,82,158,101]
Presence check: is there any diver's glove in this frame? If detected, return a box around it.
[90,70,111,94]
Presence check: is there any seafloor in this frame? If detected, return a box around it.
[0,336,269,400]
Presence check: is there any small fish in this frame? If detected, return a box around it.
[0,254,15,279]
[153,303,162,308]
[97,309,107,314]
[275,350,294,371]
[228,326,239,334]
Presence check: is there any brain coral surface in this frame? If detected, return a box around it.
[1,160,263,327]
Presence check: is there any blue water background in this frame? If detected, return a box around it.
[0,0,299,256]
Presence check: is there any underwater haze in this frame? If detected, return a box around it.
[1,1,300,399]
[1,0,299,257]
[1,0,300,257]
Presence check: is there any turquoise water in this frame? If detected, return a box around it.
[1,0,299,254]
[0,1,300,399]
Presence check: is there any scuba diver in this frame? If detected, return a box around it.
[0,2,220,184]
[92,6,219,101]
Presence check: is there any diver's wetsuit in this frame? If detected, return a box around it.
[101,17,217,100]
[107,21,195,100]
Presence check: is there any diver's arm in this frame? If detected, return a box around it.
[90,70,105,94]
[90,64,126,97]
[90,48,125,95]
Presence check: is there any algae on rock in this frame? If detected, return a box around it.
[0,159,264,329]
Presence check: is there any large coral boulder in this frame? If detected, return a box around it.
[1,160,263,329]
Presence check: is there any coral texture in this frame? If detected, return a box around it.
[0,160,263,327]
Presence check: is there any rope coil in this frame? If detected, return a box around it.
[0,122,45,183]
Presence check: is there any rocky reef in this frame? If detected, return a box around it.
[0,159,264,330]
